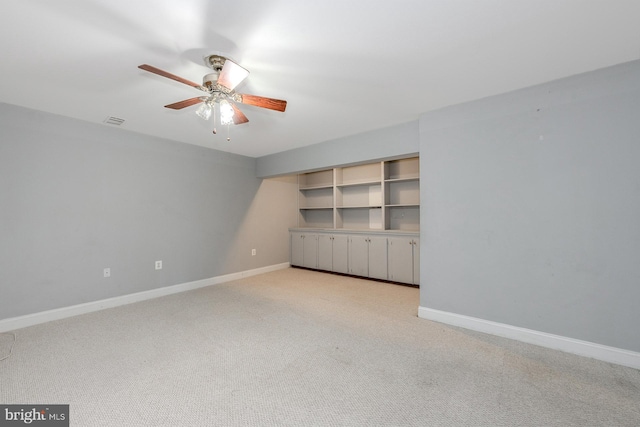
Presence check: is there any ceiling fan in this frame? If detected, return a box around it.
[138,54,287,138]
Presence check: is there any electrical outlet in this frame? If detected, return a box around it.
[103,268,111,278]
[251,249,256,256]
[155,260,162,270]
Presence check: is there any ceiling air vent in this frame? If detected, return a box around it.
[103,116,125,126]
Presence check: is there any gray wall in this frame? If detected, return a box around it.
[0,103,297,320]
[256,121,419,177]
[420,60,640,352]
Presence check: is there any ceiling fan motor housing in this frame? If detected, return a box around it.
[202,73,219,90]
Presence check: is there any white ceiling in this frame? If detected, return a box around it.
[2,1,639,158]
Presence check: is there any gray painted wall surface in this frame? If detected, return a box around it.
[256,121,419,178]
[0,103,297,320]
[420,60,640,352]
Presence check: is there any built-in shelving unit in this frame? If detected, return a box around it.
[296,156,419,231]
[384,157,420,231]
[297,169,334,228]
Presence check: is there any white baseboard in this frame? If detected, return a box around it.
[0,263,290,333]
[418,306,640,370]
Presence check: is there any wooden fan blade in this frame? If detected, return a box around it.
[217,59,249,91]
[231,104,249,125]
[239,94,287,112]
[138,64,206,91]
[164,97,204,110]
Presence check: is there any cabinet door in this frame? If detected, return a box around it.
[317,234,333,271]
[291,232,305,267]
[332,235,349,274]
[368,236,388,280]
[388,236,414,284]
[348,236,369,277]
[302,234,318,269]
[412,238,420,285]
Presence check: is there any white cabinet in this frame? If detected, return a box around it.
[291,230,417,286]
[290,232,318,269]
[303,234,318,269]
[332,235,349,274]
[318,234,349,274]
[291,231,304,267]
[348,235,388,280]
[413,238,420,285]
[388,236,420,285]
[348,235,369,277]
[317,234,333,271]
[368,236,389,280]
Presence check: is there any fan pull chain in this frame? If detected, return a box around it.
[227,124,231,141]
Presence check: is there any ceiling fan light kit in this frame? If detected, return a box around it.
[195,102,212,121]
[218,99,235,125]
[138,53,287,141]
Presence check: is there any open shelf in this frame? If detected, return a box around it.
[385,180,420,206]
[385,206,420,231]
[299,209,334,229]
[336,180,381,188]
[385,157,419,181]
[336,183,381,208]
[336,163,382,186]
[299,186,333,209]
[296,156,419,231]
[336,207,383,230]
[299,169,334,189]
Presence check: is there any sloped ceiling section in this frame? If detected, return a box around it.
[1,0,639,157]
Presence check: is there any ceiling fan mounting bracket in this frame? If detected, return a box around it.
[203,54,228,72]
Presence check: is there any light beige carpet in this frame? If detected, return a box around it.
[1,267,639,426]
